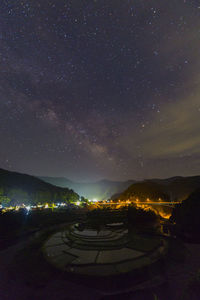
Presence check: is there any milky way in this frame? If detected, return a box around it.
[0,0,200,181]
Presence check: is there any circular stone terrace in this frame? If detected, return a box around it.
[43,223,168,276]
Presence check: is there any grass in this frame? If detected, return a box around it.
[165,237,187,263]
[12,223,76,287]
[126,234,162,252]
[0,209,85,250]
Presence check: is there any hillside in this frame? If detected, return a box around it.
[117,181,170,202]
[39,177,136,200]
[0,168,79,206]
[171,187,200,236]
[39,175,200,202]
[148,176,200,201]
[116,176,200,203]
[39,176,74,189]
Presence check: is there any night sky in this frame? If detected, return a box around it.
[0,0,200,181]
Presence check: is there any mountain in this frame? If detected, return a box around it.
[39,176,73,188]
[0,168,79,206]
[116,176,200,203]
[171,187,200,235]
[116,181,170,202]
[147,176,200,201]
[39,177,136,200]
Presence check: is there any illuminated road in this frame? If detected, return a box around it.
[97,202,179,207]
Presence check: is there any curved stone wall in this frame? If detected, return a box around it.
[43,223,167,276]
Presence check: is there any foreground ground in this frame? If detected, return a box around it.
[0,223,200,300]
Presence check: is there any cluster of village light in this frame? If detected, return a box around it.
[0,198,100,213]
[0,197,172,219]
[0,198,162,212]
[0,202,68,213]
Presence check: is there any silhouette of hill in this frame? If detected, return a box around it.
[147,176,200,201]
[117,181,170,202]
[115,176,200,202]
[171,188,200,236]
[0,168,79,206]
[39,176,74,188]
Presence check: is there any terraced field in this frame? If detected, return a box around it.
[43,223,167,276]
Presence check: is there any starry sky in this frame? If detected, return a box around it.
[0,0,200,181]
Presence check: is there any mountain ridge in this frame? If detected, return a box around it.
[116,176,200,202]
[0,168,79,206]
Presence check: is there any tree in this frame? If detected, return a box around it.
[0,195,11,207]
[171,188,200,235]
[127,205,159,233]
[0,186,4,196]
[8,189,29,205]
[35,190,52,204]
